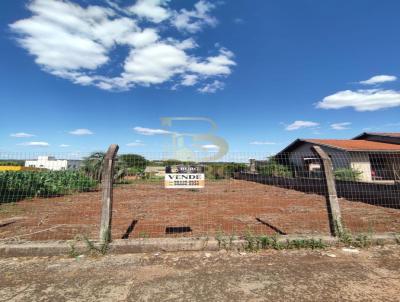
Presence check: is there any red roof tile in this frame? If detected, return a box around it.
[305,139,400,151]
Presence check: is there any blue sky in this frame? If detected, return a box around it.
[1,0,400,157]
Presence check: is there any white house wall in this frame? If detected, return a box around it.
[349,153,372,182]
[25,158,81,171]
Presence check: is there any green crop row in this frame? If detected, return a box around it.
[0,170,98,203]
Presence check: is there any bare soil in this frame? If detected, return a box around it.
[1,245,400,301]
[0,180,399,241]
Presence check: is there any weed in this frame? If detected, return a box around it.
[68,234,109,257]
[243,231,326,252]
[68,242,79,258]
[338,226,372,248]
[138,231,149,239]
[215,229,236,250]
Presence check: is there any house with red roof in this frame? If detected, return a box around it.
[276,133,400,182]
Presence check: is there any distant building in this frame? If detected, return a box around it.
[25,156,81,171]
[276,133,400,182]
[144,166,166,177]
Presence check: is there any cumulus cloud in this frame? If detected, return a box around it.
[126,140,145,147]
[59,144,70,147]
[69,128,94,135]
[189,49,236,76]
[198,80,225,93]
[359,75,397,85]
[9,0,235,92]
[330,122,351,130]
[317,89,400,111]
[172,0,217,33]
[133,126,172,136]
[128,0,170,23]
[285,121,319,131]
[18,141,49,147]
[181,74,198,86]
[250,141,276,145]
[10,132,35,138]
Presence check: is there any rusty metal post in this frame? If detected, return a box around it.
[99,144,119,243]
[312,146,343,236]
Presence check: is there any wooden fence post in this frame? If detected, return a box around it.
[312,146,343,236]
[99,144,119,243]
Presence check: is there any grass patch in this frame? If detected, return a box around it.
[215,229,236,250]
[239,231,327,252]
[68,235,110,258]
[242,230,326,252]
[337,226,372,248]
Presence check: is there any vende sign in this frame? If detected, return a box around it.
[165,173,205,189]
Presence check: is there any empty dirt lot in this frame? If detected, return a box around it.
[1,245,400,301]
[1,180,399,241]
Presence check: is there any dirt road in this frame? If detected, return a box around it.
[1,245,400,301]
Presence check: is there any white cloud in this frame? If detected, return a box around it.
[198,80,224,93]
[126,140,145,147]
[181,74,198,86]
[10,132,35,138]
[285,120,319,131]
[133,126,172,136]
[69,128,94,135]
[18,141,49,147]
[250,141,276,145]
[317,89,400,111]
[359,75,397,85]
[59,144,70,147]
[9,0,235,92]
[330,122,351,130]
[124,42,188,84]
[172,0,217,33]
[189,49,236,76]
[128,0,170,23]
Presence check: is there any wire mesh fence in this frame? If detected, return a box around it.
[0,149,399,242]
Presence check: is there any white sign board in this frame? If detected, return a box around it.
[165,173,205,189]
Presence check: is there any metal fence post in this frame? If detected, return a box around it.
[312,146,343,236]
[99,144,119,243]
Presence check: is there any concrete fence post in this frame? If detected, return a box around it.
[99,144,119,243]
[312,146,343,236]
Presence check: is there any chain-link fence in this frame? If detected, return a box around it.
[1,149,399,242]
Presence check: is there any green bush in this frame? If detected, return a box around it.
[257,159,292,177]
[0,170,98,203]
[334,168,362,181]
[126,167,145,175]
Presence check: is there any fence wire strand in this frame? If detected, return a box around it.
[0,150,399,241]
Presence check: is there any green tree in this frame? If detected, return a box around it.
[80,152,127,182]
[81,152,105,181]
[118,154,147,168]
[257,158,292,177]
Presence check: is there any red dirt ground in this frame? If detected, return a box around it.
[0,180,399,241]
